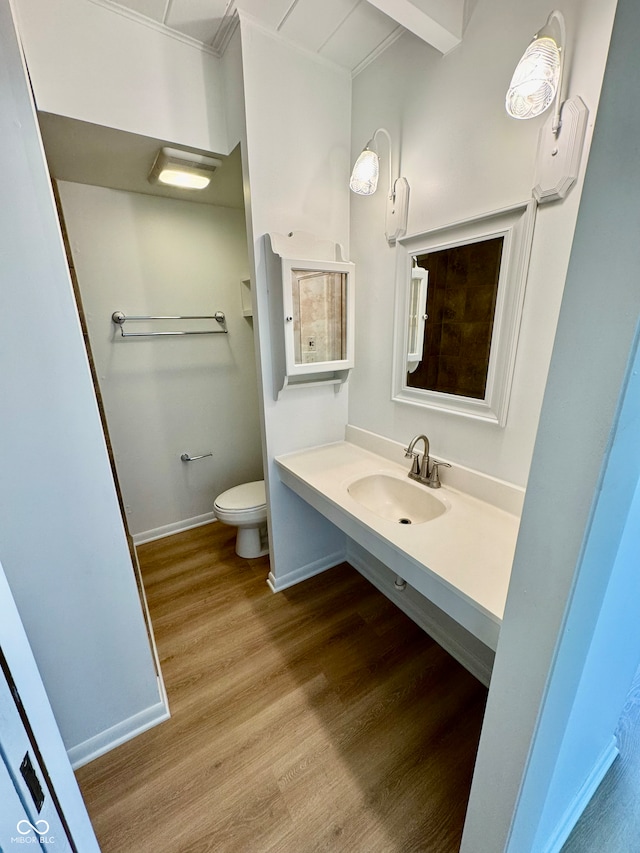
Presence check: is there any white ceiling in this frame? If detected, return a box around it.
[98,0,467,74]
[39,0,469,205]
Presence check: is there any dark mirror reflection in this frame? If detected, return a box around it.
[407,236,504,400]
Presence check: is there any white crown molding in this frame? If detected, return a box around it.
[85,0,401,71]
[211,2,241,55]
[351,24,405,78]
[85,0,221,56]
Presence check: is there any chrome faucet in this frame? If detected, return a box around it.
[426,460,451,489]
[404,434,430,484]
[404,434,451,488]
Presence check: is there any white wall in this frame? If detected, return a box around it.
[534,477,640,850]
[0,561,99,850]
[0,0,161,756]
[349,0,617,487]
[461,0,640,845]
[58,182,262,540]
[238,18,352,585]
[222,28,245,153]
[13,0,229,155]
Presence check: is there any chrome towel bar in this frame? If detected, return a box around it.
[112,311,228,337]
[180,452,213,462]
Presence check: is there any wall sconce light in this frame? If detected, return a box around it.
[350,128,410,244]
[506,11,588,204]
[506,10,564,127]
[148,147,222,190]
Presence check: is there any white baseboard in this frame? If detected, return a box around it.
[67,685,170,769]
[348,546,494,686]
[542,735,619,853]
[132,512,216,546]
[267,550,346,593]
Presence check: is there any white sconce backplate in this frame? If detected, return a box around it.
[533,96,589,203]
[386,177,410,244]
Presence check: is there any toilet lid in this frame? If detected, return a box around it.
[215,480,266,511]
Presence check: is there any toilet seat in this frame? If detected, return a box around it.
[214,480,266,514]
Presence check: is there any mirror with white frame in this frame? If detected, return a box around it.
[392,200,537,426]
[281,257,355,377]
[266,232,355,398]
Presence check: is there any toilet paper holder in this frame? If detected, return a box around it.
[180,452,213,462]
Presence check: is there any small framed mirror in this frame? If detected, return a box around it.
[266,232,355,398]
[282,258,355,377]
[392,200,536,426]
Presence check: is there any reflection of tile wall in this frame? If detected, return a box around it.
[292,271,346,364]
[408,237,502,399]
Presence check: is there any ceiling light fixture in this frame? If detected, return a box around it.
[148,147,222,190]
[506,11,588,204]
[350,128,409,244]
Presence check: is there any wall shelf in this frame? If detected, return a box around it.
[240,278,253,317]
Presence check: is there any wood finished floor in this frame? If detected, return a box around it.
[75,523,487,853]
[562,664,640,852]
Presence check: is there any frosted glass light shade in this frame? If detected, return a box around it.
[148,147,221,190]
[157,169,211,189]
[350,149,380,195]
[506,36,561,120]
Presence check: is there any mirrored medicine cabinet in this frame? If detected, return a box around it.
[266,232,355,398]
[392,200,537,426]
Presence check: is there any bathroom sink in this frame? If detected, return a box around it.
[347,474,448,525]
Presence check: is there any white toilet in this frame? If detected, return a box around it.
[214,480,269,558]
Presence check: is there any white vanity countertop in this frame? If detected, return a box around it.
[276,441,520,638]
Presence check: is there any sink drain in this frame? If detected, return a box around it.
[398,517,412,525]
